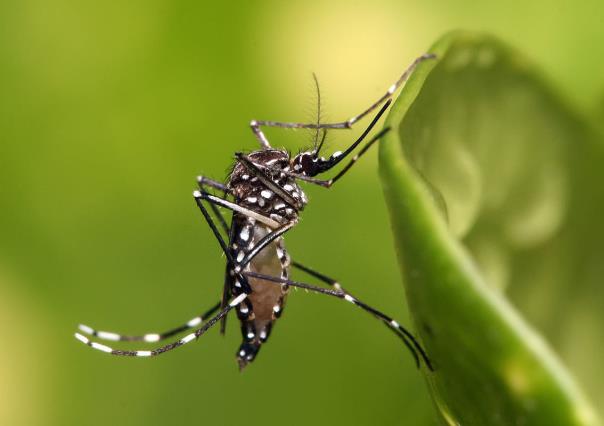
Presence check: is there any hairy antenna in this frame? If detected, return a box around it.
[312,72,321,152]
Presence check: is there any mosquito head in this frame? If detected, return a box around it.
[291,149,343,177]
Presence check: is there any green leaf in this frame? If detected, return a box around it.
[379,31,601,426]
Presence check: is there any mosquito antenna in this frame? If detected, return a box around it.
[312,72,321,153]
[316,128,328,155]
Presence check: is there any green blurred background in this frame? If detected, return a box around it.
[1,1,603,425]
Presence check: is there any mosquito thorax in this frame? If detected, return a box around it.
[228,149,308,222]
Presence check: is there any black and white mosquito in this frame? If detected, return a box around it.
[75,54,435,371]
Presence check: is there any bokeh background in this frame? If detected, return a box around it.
[1,1,603,425]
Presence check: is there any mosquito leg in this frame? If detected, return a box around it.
[250,120,272,149]
[242,271,433,370]
[196,175,229,193]
[292,261,345,291]
[194,189,280,229]
[77,301,221,343]
[74,294,247,357]
[193,176,236,334]
[292,260,423,357]
[197,175,231,234]
[249,54,435,133]
[194,190,253,294]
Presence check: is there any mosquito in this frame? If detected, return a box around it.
[75,53,436,371]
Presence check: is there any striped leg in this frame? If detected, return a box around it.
[194,189,280,229]
[77,301,221,343]
[243,271,433,371]
[196,175,232,335]
[74,294,247,357]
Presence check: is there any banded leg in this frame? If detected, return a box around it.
[249,54,435,139]
[293,260,423,356]
[77,302,221,343]
[243,271,433,370]
[194,189,280,229]
[74,294,247,357]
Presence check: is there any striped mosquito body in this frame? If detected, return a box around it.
[226,149,305,368]
[75,53,436,372]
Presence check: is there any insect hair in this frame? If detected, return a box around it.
[312,72,321,152]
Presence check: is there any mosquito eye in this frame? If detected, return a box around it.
[299,153,317,175]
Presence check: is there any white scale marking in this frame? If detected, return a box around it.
[75,333,89,344]
[259,330,267,340]
[247,332,255,339]
[144,333,160,342]
[136,351,152,357]
[390,320,400,328]
[332,151,343,158]
[239,350,246,357]
[344,294,356,303]
[230,293,247,307]
[283,184,294,191]
[97,331,120,341]
[91,342,112,353]
[181,333,196,344]
[239,305,249,314]
[388,84,397,94]
[247,196,257,203]
[241,174,249,180]
[199,193,279,228]
[261,190,273,199]
[274,203,286,210]
[240,227,250,241]
[273,305,281,313]
[236,251,245,262]
[276,247,285,259]
[78,324,94,335]
[258,198,265,207]
[187,317,202,327]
